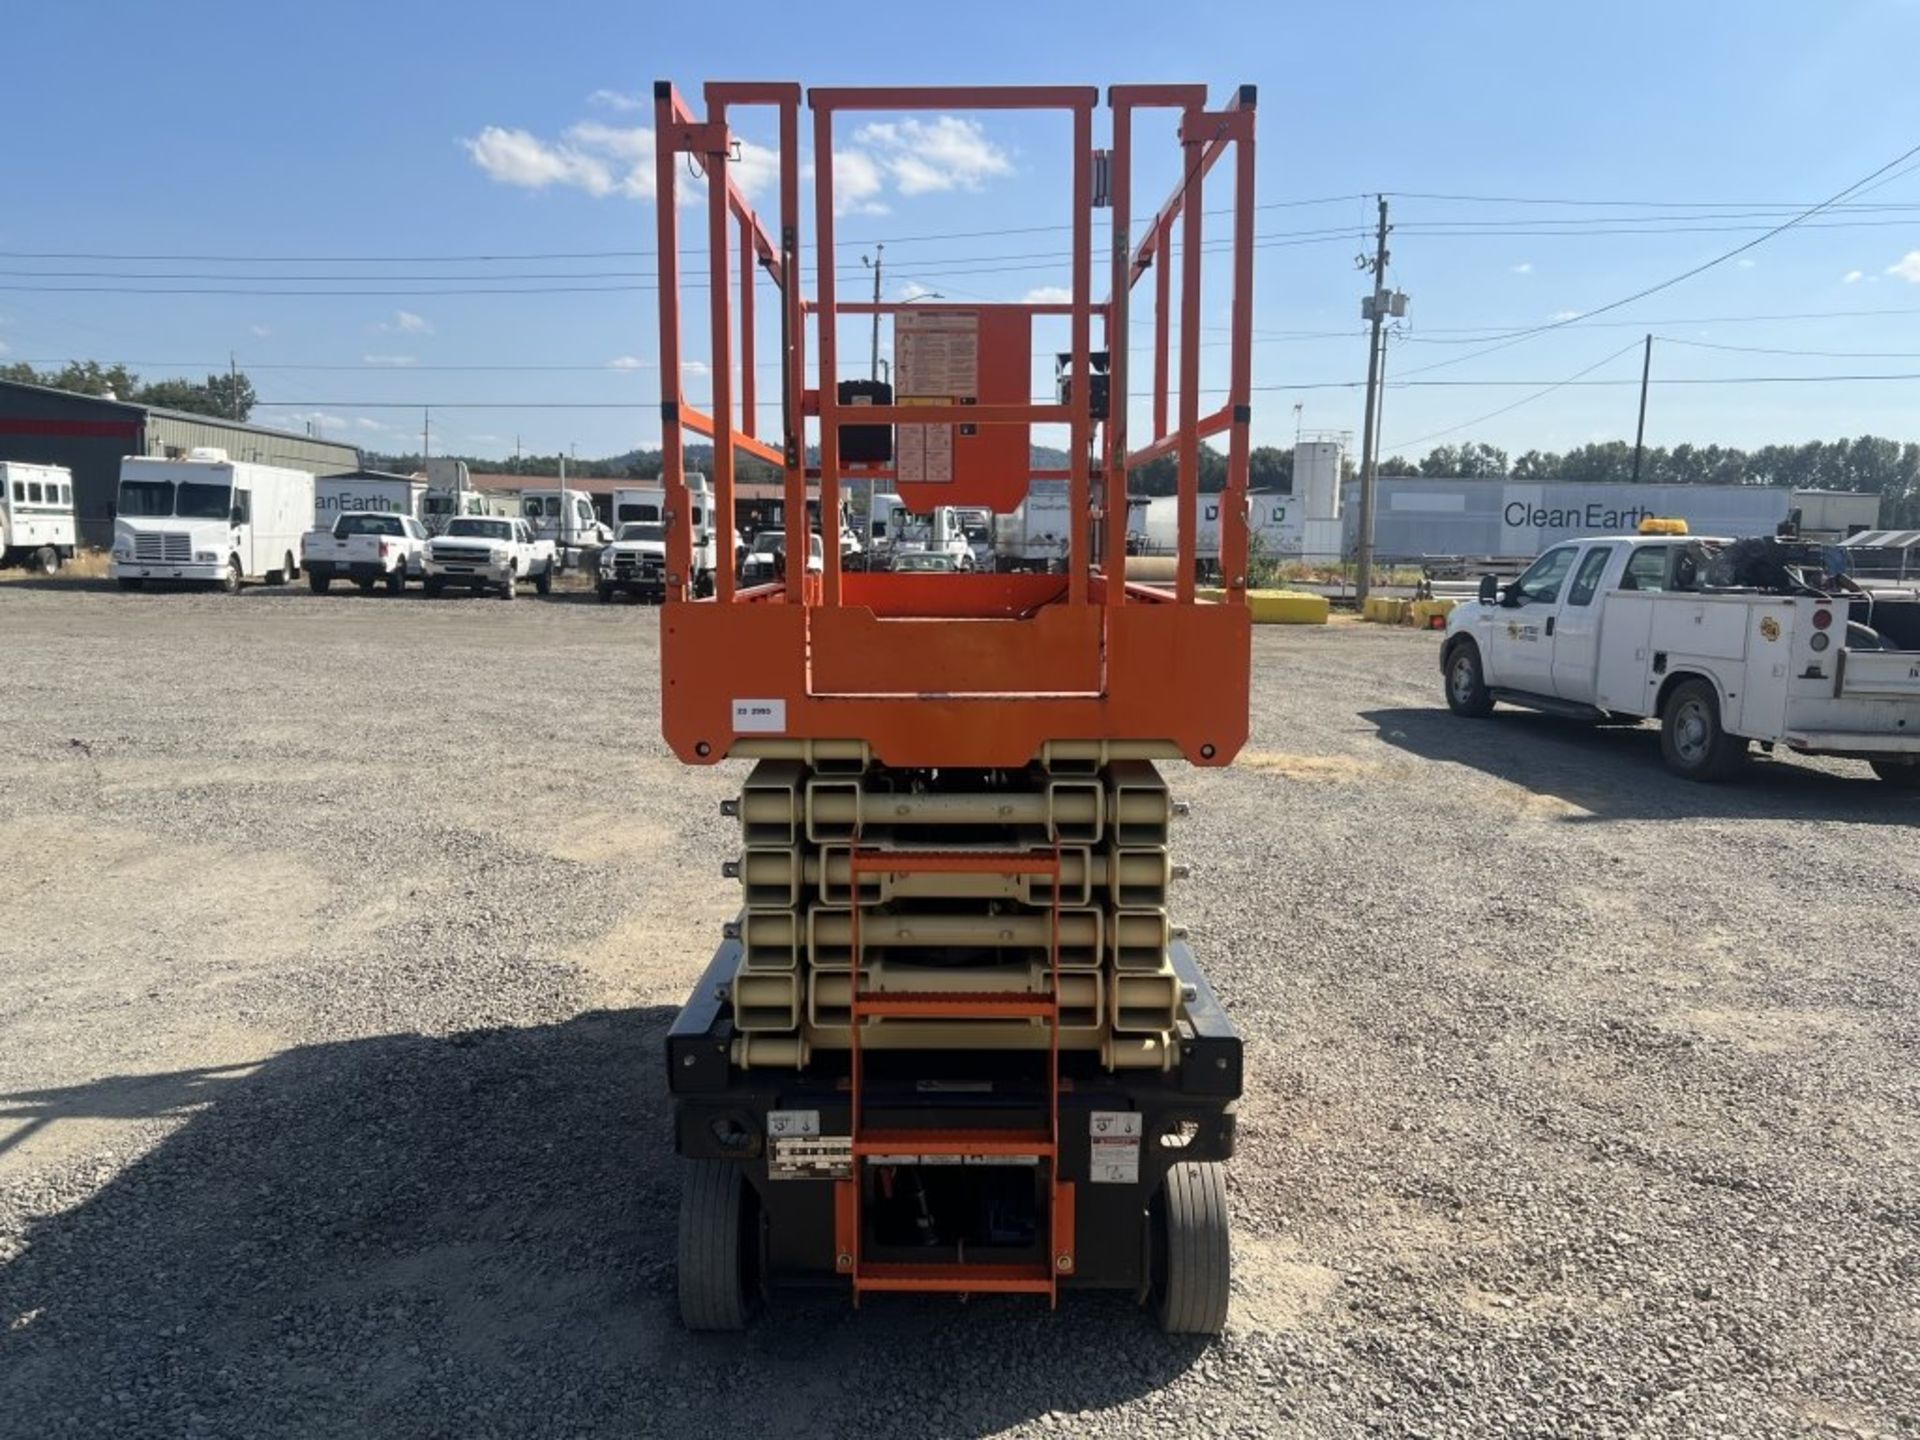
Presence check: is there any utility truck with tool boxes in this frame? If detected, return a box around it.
[111,450,314,592]
[1441,524,1920,783]
[0,462,77,573]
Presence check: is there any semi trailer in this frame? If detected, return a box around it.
[651,79,1257,1334]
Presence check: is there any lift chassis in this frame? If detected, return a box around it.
[669,936,1242,1323]
[649,78,1259,1333]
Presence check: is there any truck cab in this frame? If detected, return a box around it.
[1441,530,1920,783]
[111,450,315,593]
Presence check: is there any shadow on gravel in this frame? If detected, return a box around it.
[0,1010,1195,1438]
[1364,704,1916,825]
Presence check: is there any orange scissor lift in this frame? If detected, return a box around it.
[660,80,1254,1333]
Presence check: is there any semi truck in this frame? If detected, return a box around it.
[1441,526,1920,783]
[651,77,1257,1336]
[0,462,77,573]
[110,450,315,593]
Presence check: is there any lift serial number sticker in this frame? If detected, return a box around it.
[1090,1111,1142,1186]
[767,1109,820,1138]
[731,698,787,734]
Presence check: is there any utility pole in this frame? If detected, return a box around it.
[863,244,884,381]
[422,407,431,461]
[1354,195,1397,605]
[1631,334,1653,483]
[229,352,239,420]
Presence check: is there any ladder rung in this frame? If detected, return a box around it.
[855,1261,1055,1295]
[855,1128,1054,1158]
[853,991,1057,1019]
[849,850,1061,877]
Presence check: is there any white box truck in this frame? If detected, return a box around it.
[314,473,426,527]
[1,462,78,573]
[110,449,316,593]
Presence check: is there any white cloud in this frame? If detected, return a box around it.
[899,281,939,302]
[1736,258,1757,269]
[1023,285,1072,304]
[1886,252,1920,283]
[0,339,9,356]
[608,355,650,370]
[361,354,417,366]
[377,310,432,335]
[249,323,272,338]
[588,88,646,113]
[1550,309,1583,322]
[354,417,390,432]
[463,119,777,204]
[834,151,888,215]
[851,116,1012,196]
[281,410,348,433]
[1510,261,1533,275]
[462,125,618,196]
[1843,269,1865,284]
[681,359,711,378]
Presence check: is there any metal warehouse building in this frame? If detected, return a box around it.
[0,380,359,546]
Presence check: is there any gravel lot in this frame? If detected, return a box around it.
[1,580,1916,1439]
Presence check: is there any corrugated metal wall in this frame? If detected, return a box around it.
[0,381,357,545]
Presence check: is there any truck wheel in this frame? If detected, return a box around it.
[678,1160,757,1331]
[597,582,614,603]
[534,567,553,596]
[1152,1161,1231,1336]
[308,571,331,594]
[1661,678,1746,781]
[423,577,445,597]
[221,559,242,594]
[1869,759,1920,789]
[499,571,518,601]
[386,566,406,594]
[355,578,374,593]
[1443,641,1495,718]
[696,570,715,598]
[117,577,145,591]
[34,545,62,574]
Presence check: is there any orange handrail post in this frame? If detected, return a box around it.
[654,82,692,604]
[811,98,840,608]
[704,97,737,611]
[1175,102,1203,606]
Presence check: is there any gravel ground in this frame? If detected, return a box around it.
[0,580,1915,1439]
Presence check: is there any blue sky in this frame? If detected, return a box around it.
[4,0,1919,464]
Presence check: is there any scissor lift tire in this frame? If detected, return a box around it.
[1153,1160,1231,1335]
[678,1159,757,1332]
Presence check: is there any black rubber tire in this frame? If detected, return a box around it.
[1869,759,1920,789]
[678,1160,756,1332]
[695,569,715,599]
[499,570,518,601]
[597,582,614,603]
[1660,677,1747,781]
[386,567,406,594]
[423,577,445,597]
[355,578,374,593]
[35,545,61,574]
[308,571,331,594]
[221,559,242,595]
[1443,640,1495,718]
[117,577,144,591]
[1152,1161,1231,1335]
[534,568,552,596]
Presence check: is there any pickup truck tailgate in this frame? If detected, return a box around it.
[1840,649,1920,698]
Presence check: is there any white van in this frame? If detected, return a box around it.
[110,449,316,593]
[1,462,78,573]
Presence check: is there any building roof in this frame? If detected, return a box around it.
[0,377,359,452]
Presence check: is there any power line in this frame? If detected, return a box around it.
[1382,339,1647,451]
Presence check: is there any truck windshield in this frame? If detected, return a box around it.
[617,503,662,524]
[424,495,453,516]
[446,518,512,540]
[757,532,787,556]
[176,482,232,519]
[118,480,174,516]
[337,513,404,536]
[618,523,665,543]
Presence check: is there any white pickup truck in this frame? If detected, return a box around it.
[302,512,429,594]
[1441,530,1920,784]
[421,516,556,599]
[597,521,667,603]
